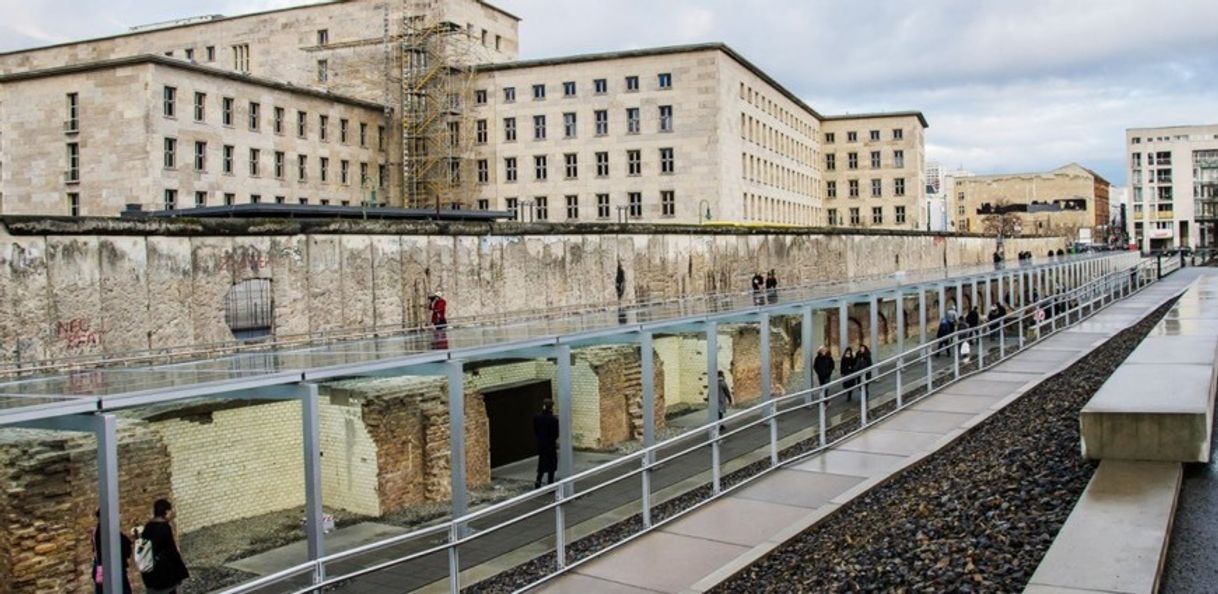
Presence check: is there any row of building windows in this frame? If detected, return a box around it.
[738,82,816,140]
[824,149,905,171]
[742,152,817,198]
[475,106,674,144]
[487,148,676,183]
[824,128,904,144]
[1131,133,1218,144]
[480,72,673,105]
[161,189,378,210]
[463,22,505,52]
[742,192,817,226]
[740,112,814,168]
[495,191,677,221]
[825,178,907,199]
[160,86,385,149]
[159,137,388,187]
[827,205,908,226]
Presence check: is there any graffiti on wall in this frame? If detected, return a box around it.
[55,319,102,349]
[218,252,269,273]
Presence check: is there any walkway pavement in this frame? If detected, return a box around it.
[531,270,1195,594]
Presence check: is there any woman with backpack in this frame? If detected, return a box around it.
[92,509,134,594]
[138,499,189,594]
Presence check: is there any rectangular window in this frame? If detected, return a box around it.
[505,157,517,182]
[533,84,546,100]
[341,160,350,184]
[824,132,835,144]
[563,112,577,138]
[206,46,215,61]
[895,205,906,224]
[297,111,307,138]
[275,196,286,204]
[565,195,579,219]
[319,115,329,141]
[661,190,675,216]
[358,162,368,186]
[223,145,234,174]
[232,43,250,72]
[340,118,349,143]
[504,117,517,141]
[597,193,610,219]
[378,126,386,150]
[298,154,308,180]
[163,137,177,169]
[627,108,640,134]
[848,152,858,169]
[869,130,880,141]
[870,151,881,169]
[596,152,609,177]
[626,76,639,92]
[535,196,548,220]
[563,81,576,97]
[659,105,673,132]
[319,156,328,182]
[249,102,260,131]
[828,209,838,226]
[225,193,236,206]
[222,97,234,126]
[849,207,860,225]
[193,92,206,122]
[164,189,177,211]
[594,78,608,94]
[894,177,906,196]
[448,121,460,147]
[506,197,519,219]
[534,155,548,180]
[564,153,578,178]
[66,143,80,182]
[448,159,461,186]
[504,86,516,102]
[627,150,642,175]
[660,147,674,174]
[871,178,882,197]
[274,107,284,134]
[475,89,487,105]
[658,72,672,89]
[275,151,285,178]
[163,86,176,117]
[893,128,904,140]
[317,29,329,45]
[476,119,488,144]
[477,159,489,184]
[848,179,859,198]
[477,199,489,210]
[825,154,836,171]
[628,192,642,217]
[893,150,904,168]
[359,123,368,147]
[847,131,858,142]
[194,191,207,208]
[872,206,883,224]
[595,110,609,135]
[533,115,546,140]
[379,164,387,187]
[317,59,329,83]
[827,181,837,198]
[193,141,206,171]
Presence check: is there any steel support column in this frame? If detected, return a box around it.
[707,321,720,423]
[868,294,879,352]
[447,360,468,519]
[639,332,656,447]
[918,289,927,346]
[556,345,575,483]
[938,284,947,318]
[301,383,326,574]
[802,306,814,404]
[97,415,121,594]
[760,312,772,401]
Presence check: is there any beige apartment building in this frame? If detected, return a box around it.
[0,0,929,228]
[821,113,928,230]
[1126,124,1218,250]
[953,164,1110,242]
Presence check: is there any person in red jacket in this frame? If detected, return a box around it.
[429,292,448,329]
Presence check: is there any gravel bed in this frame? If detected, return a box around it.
[713,301,1174,593]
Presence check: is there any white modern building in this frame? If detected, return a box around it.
[1126,124,1218,250]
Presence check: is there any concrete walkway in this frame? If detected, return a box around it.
[531,271,1196,594]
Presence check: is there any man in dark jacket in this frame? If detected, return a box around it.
[765,270,778,304]
[751,272,765,305]
[140,499,189,594]
[813,346,835,387]
[533,399,559,488]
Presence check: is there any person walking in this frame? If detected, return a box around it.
[92,510,134,594]
[428,291,448,329]
[966,306,981,335]
[751,272,765,305]
[533,399,559,488]
[765,270,778,304]
[813,346,835,387]
[840,347,857,402]
[855,345,873,399]
[935,316,955,357]
[715,371,734,420]
[138,499,189,594]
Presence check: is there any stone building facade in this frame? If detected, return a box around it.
[953,163,1111,242]
[1125,124,1218,251]
[821,113,929,231]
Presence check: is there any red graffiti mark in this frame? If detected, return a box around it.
[55,318,102,349]
[218,253,269,273]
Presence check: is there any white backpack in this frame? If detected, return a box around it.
[133,527,156,574]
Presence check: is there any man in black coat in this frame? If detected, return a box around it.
[533,399,560,488]
[813,346,835,387]
[139,499,189,594]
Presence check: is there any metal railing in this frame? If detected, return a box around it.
[218,254,1161,594]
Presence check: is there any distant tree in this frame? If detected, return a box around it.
[981,199,1022,239]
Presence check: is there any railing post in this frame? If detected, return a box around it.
[555,487,567,569]
[894,288,905,408]
[860,379,869,427]
[711,430,722,495]
[977,326,985,369]
[447,524,461,594]
[641,453,652,529]
[926,347,934,393]
[818,388,828,447]
[953,334,960,378]
[999,319,1006,359]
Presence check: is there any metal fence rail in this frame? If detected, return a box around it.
[217,255,1166,594]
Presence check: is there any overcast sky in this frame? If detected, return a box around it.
[3,0,1216,186]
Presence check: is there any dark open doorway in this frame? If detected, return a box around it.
[482,379,553,468]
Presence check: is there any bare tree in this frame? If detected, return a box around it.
[981,199,1022,238]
